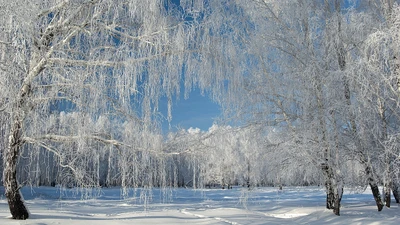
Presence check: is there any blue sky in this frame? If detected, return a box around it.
[159,89,221,132]
[156,0,222,133]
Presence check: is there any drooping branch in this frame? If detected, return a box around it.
[23,137,93,185]
[23,134,189,156]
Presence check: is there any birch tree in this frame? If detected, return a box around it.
[221,0,400,215]
[355,1,400,207]
[0,0,237,220]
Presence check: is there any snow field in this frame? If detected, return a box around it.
[0,186,399,224]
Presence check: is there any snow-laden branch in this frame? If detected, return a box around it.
[25,133,197,157]
[100,22,182,45]
[23,137,87,183]
[23,137,62,157]
[47,50,188,67]
[28,134,125,147]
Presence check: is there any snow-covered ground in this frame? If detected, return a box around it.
[0,186,398,224]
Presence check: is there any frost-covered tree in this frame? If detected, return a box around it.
[355,2,400,207]
[0,0,243,220]
[217,0,400,216]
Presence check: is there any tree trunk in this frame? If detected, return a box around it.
[370,182,384,211]
[322,163,342,215]
[365,164,384,211]
[326,187,334,210]
[333,185,343,216]
[391,182,400,203]
[324,171,335,209]
[4,119,30,219]
[384,182,391,207]
[3,79,38,219]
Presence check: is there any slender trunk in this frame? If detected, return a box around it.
[317,2,337,211]
[322,164,335,210]
[314,66,335,210]
[106,147,112,186]
[349,89,384,210]
[35,154,40,186]
[377,93,391,208]
[340,30,384,210]
[4,117,30,219]
[383,143,391,208]
[316,79,337,211]
[192,158,196,189]
[247,159,251,189]
[332,109,343,216]
[333,184,343,216]
[384,183,391,208]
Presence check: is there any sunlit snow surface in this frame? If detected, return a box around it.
[0,186,399,224]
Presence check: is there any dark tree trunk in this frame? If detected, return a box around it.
[370,182,383,211]
[391,183,400,203]
[4,178,29,220]
[365,162,383,211]
[361,156,383,211]
[4,119,30,219]
[247,159,251,190]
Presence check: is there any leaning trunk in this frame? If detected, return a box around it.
[391,182,400,203]
[4,76,39,220]
[365,164,384,211]
[4,118,30,219]
[370,182,384,211]
[3,49,46,219]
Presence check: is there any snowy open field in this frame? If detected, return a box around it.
[0,186,399,225]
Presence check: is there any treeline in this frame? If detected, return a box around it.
[0,118,364,191]
[1,0,400,219]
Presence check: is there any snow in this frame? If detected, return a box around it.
[0,186,398,224]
